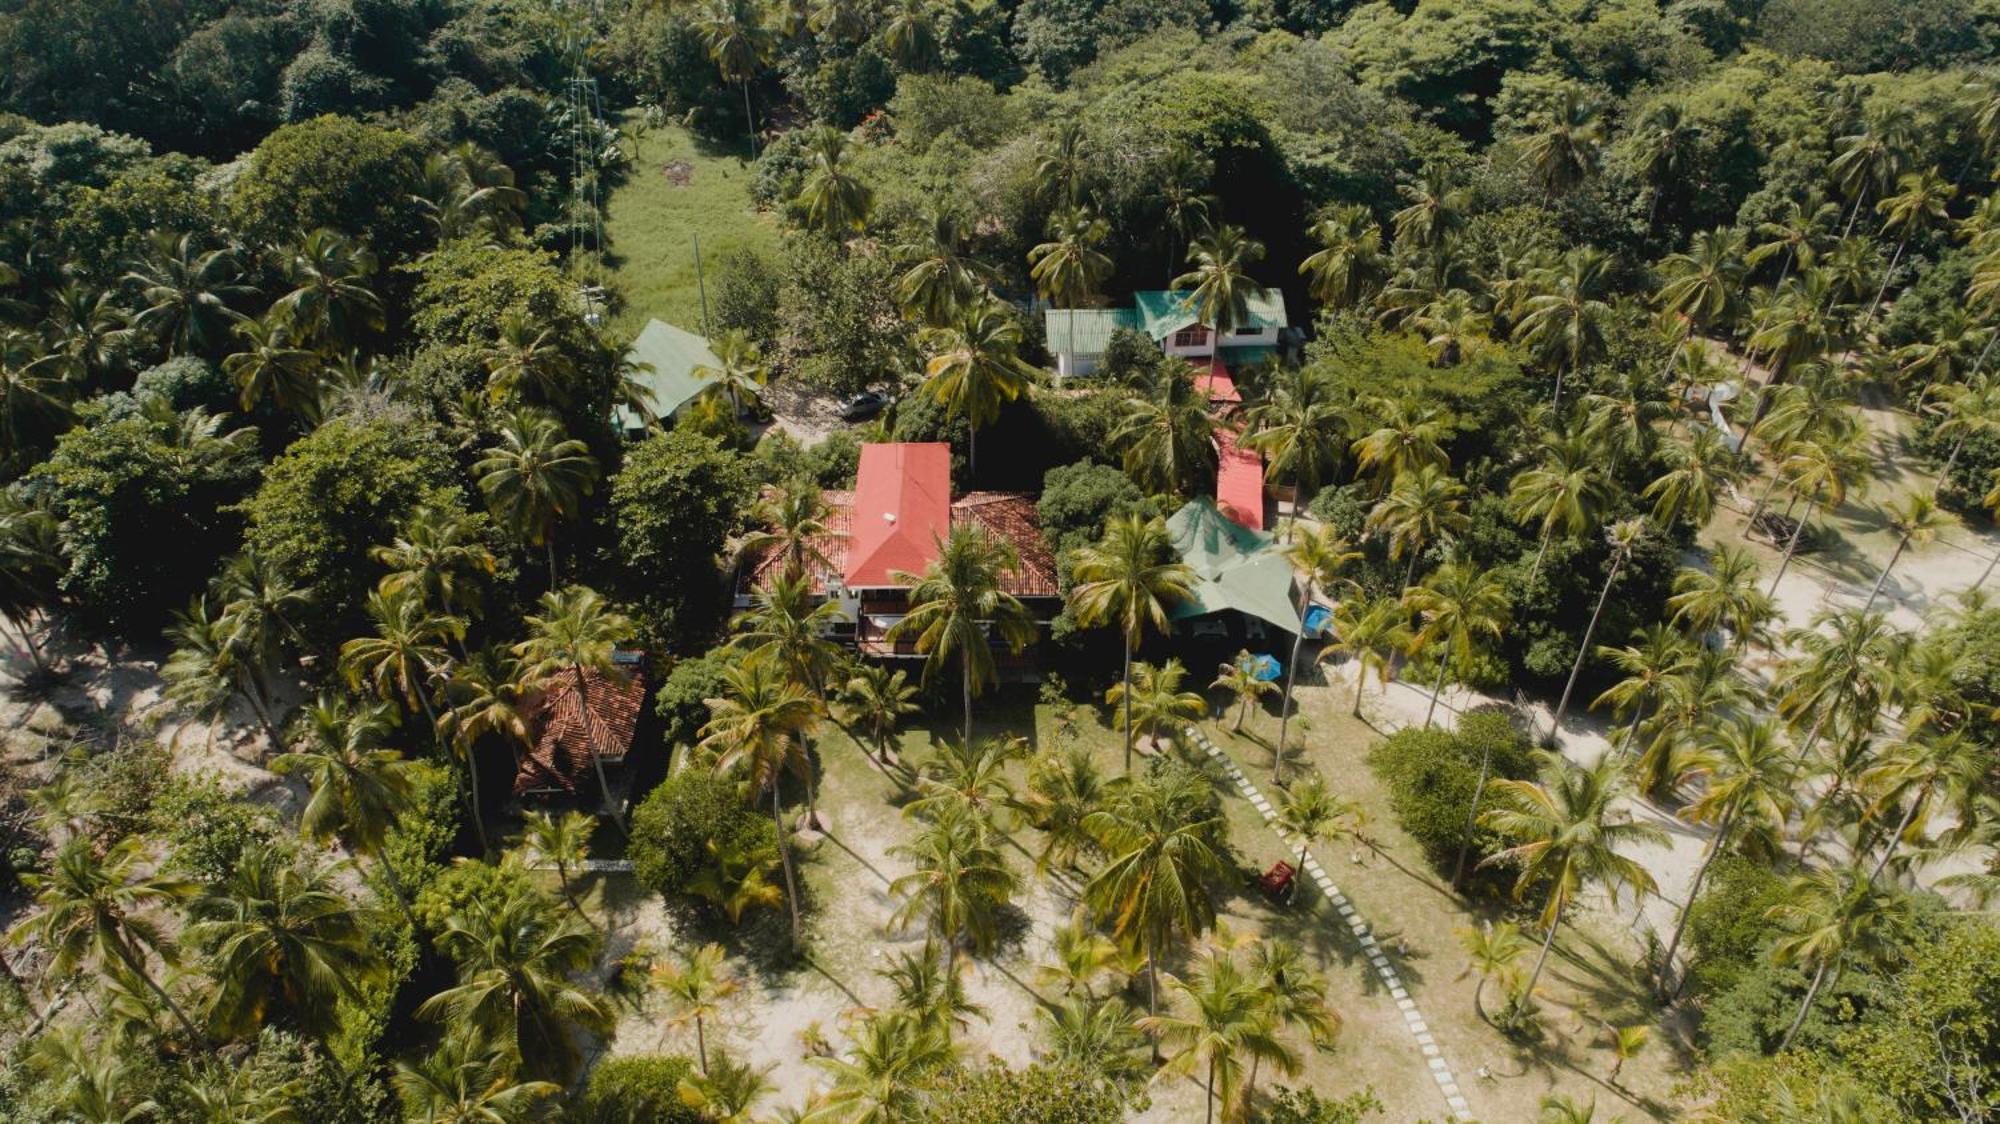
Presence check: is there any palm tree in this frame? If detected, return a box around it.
[1066,514,1193,769]
[1775,606,1898,760]
[43,280,133,386]
[341,585,461,732]
[693,328,770,419]
[1861,492,1947,612]
[1628,96,1700,227]
[1391,166,1469,249]
[732,571,845,698]
[916,298,1036,476]
[1749,191,1836,292]
[1644,426,1740,529]
[894,213,992,327]
[1139,948,1298,1124]
[513,586,637,820]
[1656,716,1796,996]
[1479,752,1667,997]
[1858,731,1985,882]
[879,0,938,68]
[28,1027,159,1122]
[1547,519,1648,743]
[0,329,76,466]
[475,410,599,586]
[890,525,1035,741]
[741,477,839,581]
[1522,87,1603,192]
[1030,208,1114,362]
[1918,374,2000,490]
[1172,225,1268,340]
[14,834,201,1044]
[372,503,499,625]
[1241,363,1348,513]
[1034,121,1088,209]
[1275,771,1359,872]
[479,313,575,407]
[1514,247,1613,407]
[655,942,740,1074]
[1035,910,1124,998]
[1325,593,1407,717]
[678,1048,773,1124]
[1365,463,1469,588]
[1508,432,1614,583]
[440,644,534,791]
[904,736,1023,829]
[123,232,250,356]
[1299,203,1387,311]
[1404,560,1510,732]
[797,127,873,236]
[699,654,818,945]
[273,695,424,909]
[523,809,597,924]
[1017,743,1116,875]
[802,1011,954,1122]
[186,843,379,1041]
[1274,524,1358,782]
[1212,650,1277,732]
[1830,104,1913,238]
[224,313,321,417]
[271,229,383,350]
[1085,772,1228,1059]
[1107,658,1207,760]
[1540,1093,1613,1124]
[1113,361,1220,495]
[1458,920,1532,1022]
[418,880,613,1084]
[1766,428,1872,593]
[1157,146,1215,286]
[1591,624,1696,758]
[163,594,286,751]
[889,804,1019,974]
[1862,167,1955,329]
[1767,865,1912,1051]
[1351,398,1448,494]
[1654,227,1745,387]
[393,1033,560,1123]
[833,664,919,765]
[696,0,772,150]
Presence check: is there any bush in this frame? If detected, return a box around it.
[919,1062,1123,1123]
[1037,462,1149,575]
[654,651,734,753]
[151,775,278,884]
[1365,709,1534,880]
[570,1054,702,1124]
[133,356,233,414]
[1683,855,1788,999]
[228,114,427,252]
[413,855,540,935]
[609,430,754,648]
[628,768,781,920]
[711,247,780,341]
[1264,1086,1384,1123]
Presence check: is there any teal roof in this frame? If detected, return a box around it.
[617,320,721,431]
[1134,288,1287,339]
[1044,307,1139,356]
[1164,498,1301,635]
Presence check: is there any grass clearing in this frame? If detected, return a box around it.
[600,117,780,339]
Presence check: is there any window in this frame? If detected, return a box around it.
[1233,325,1261,336]
[1172,327,1209,348]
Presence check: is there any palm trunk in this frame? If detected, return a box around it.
[115,939,203,1047]
[962,659,973,748]
[969,423,978,480]
[1617,700,1650,756]
[460,741,491,855]
[1274,582,1313,786]
[1204,1054,1216,1124]
[1352,659,1368,717]
[1976,547,2000,593]
[1937,431,1969,492]
[1744,464,1788,538]
[1779,960,1830,1052]
[1145,944,1161,1065]
[1403,546,1421,591]
[1524,908,1561,998]
[1867,793,1923,884]
[1547,553,1623,743]
[1861,535,1911,613]
[572,666,625,830]
[1424,646,1452,729]
[1233,690,1249,733]
[1451,727,1494,891]
[1528,528,1552,584]
[741,81,757,156]
[695,1012,709,1074]
[1768,499,1816,595]
[546,539,558,589]
[1861,236,1908,330]
[773,785,802,948]
[1660,803,1738,998]
[1120,647,1134,772]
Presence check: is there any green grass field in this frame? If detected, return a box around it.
[601,118,780,339]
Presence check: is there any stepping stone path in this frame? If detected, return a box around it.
[1185,724,1478,1123]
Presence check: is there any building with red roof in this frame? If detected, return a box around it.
[513,651,650,802]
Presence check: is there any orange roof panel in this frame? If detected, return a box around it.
[844,442,953,587]
[1216,429,1265,531]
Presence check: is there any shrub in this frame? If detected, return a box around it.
[628,768,781,920]
[571,1054,702,1124]
[712,247,780,341]
[1364,709,1534,879]
[132,356,233,414]
[228,114,426,252]
[151,775,278,884]
[413,854,540,936]
[1264,1086,1385,1123]
[920,1062,1123,1123]
[608,429,754,648]
[1037,461,1149,576]
[1682,855,1788,999]
[654,651,734,753]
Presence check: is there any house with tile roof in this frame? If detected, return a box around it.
[738,442,1059,665]
[1043,288,1288,379]
[513,650,651,802]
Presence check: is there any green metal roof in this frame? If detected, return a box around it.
[1133,288,1287,339]
[616,319,721,431]
[1164,498,1302,635]
[1043,307,1139,356]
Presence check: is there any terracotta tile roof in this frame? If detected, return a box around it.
[741,490,1057,599]
[514,662,647,797]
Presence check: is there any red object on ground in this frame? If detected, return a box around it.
[843,442,952,587]
[1195,356,1241,404]
[1259,860,1297,899]
[1215,428,1265,531]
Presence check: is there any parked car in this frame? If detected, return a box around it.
[840,390,890,421]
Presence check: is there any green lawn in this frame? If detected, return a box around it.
[601,117,780,339]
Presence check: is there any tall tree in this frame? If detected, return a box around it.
[1029,209,1114,363]
[1365,463,1469,589]
[1068,514,1194,772]
[1514,247,1612,407]
[340,584,462,733]
[655,941,740,1074]
[1861,167,1955,330]
[888,525,1037,745]
[1546,519,1648,743]
[513,586,637,820]
[1521,88,1603,195]
[1139,948,1298,1124]
[1298,204,1387,312]
[273,694,425,908]
[1767,865,1912,1052]
[697,0,773,151]
[797,127,873,236]
[1861,493,1947,612]
[693,328,770,419]
[1507,432,1613,583]
[916,299,1036,476]
[1172,225,1268,339]
[1403,560,1510,732]
[523,809,597,925]
[699,653,818,946]
[271,229,383,351]
[1324,593,1408,717]
[475,410,599,586]
[1274,525,1358,783]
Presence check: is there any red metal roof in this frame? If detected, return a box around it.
[1216,428,1265,531]
[514,664,647,797]
[844,443,953,588]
